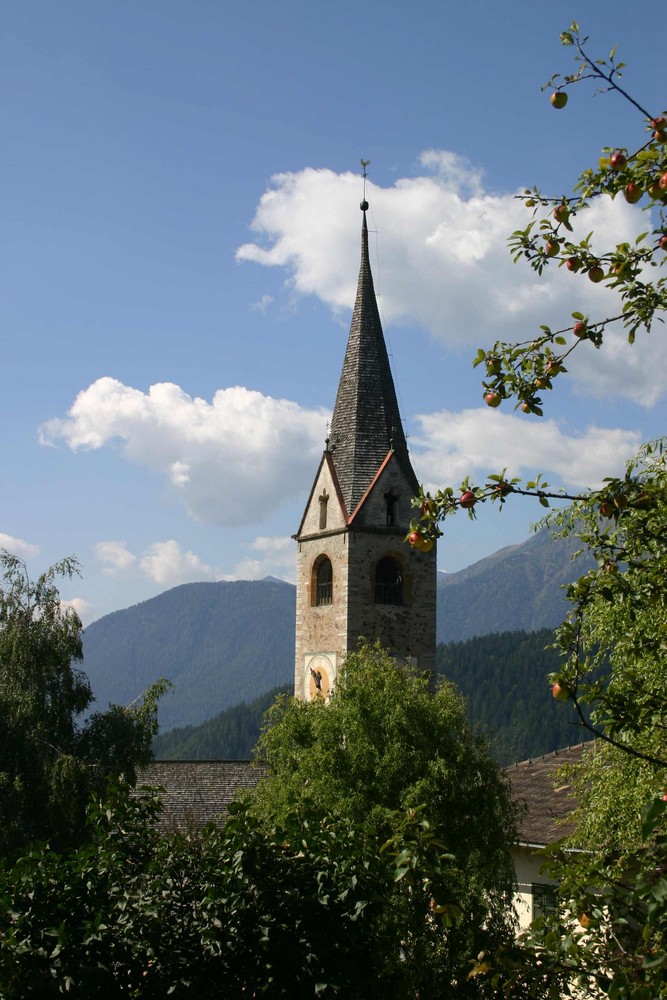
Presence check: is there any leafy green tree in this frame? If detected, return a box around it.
[407,25,666,998]
[0,552,167,857]
[250,641,519,995]
[0,778,471,999]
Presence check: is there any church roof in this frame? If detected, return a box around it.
[328,206,418,513]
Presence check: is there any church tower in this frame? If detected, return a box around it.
[294,201,436,700]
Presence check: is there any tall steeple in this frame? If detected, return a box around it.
[328,204,418,514]
[293,197,436,701]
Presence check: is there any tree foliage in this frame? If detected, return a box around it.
[250,641,519,994]
[0,778,491,998]
[0,552,167,857]
[407,25,666,998]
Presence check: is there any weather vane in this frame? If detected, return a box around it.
[360,158,371,207]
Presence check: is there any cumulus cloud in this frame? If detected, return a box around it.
[94,540,137,575]
[138,540,217,586]
[237,155,665,405]
[63,597,93,620]
[411,407,642,491]
[93,534,295,589]
[95,538,219,587]
[41,379,329,527]
[222,535,295,583]
[0,533,39,559]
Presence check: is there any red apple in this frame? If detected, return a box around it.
[579,913,592,929]
[521,402,531,414]
[660,235,667,252]
[407,532,421,547]
[545,240,560,257]
[553,205,569,224]
[614,494,628,510]
[651,117,666,139]
[534,377,549,390]
[598,500,614,517]
[609,150,627,170]
[588,265,604,283]
[546,360,563,375]
[573,322,588,339]
[659,172,667,192]
[623,183,642,204]
[485,391,502,408]
[550,91,567,109]
[552,681,570,701]
[459,491,476,509]
[566,256,581,272]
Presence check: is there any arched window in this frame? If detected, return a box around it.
[315,557,333,606]
[375,556,403,605]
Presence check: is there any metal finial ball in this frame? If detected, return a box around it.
[360,200,369,211]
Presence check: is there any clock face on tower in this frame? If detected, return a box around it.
[303,653,336,701]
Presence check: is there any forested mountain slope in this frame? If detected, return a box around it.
[82,580,295,731]
[154,629,587,765]
[437,629,589,764]
[437,527,589,643]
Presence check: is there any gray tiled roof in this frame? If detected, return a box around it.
[508,742,589,845]
[137,760,265,832]
[328,210,418,514]
[139,743,588,845]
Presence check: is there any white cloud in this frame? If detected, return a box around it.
[236,156,666,406]
[63,597,92,620]
[94,533,296,588]
[411,407,642,491]
[95,537,219,587]
[251,294,274,314]
[0,533,39,559]
[222,535,295,583]
[94,540,137,575]
[41,379,329,527]
[138,540,217,586]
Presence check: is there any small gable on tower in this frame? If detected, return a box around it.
[294,197,436,700]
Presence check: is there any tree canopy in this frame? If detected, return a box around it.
[250,641,519,993]
[408,24,666,998]
[0,552,166,857]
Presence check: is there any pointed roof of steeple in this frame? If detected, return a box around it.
[328,203,418,513]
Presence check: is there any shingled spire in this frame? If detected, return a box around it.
[328,203,418,514]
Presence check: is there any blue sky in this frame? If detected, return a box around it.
[2,1,664,624]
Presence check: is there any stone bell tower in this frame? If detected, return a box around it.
[293,200,436,700]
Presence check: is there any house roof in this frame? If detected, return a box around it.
[328,206,418,513]
[508,742,590,846]
[137,759,265,832]
[139,742,590,845]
